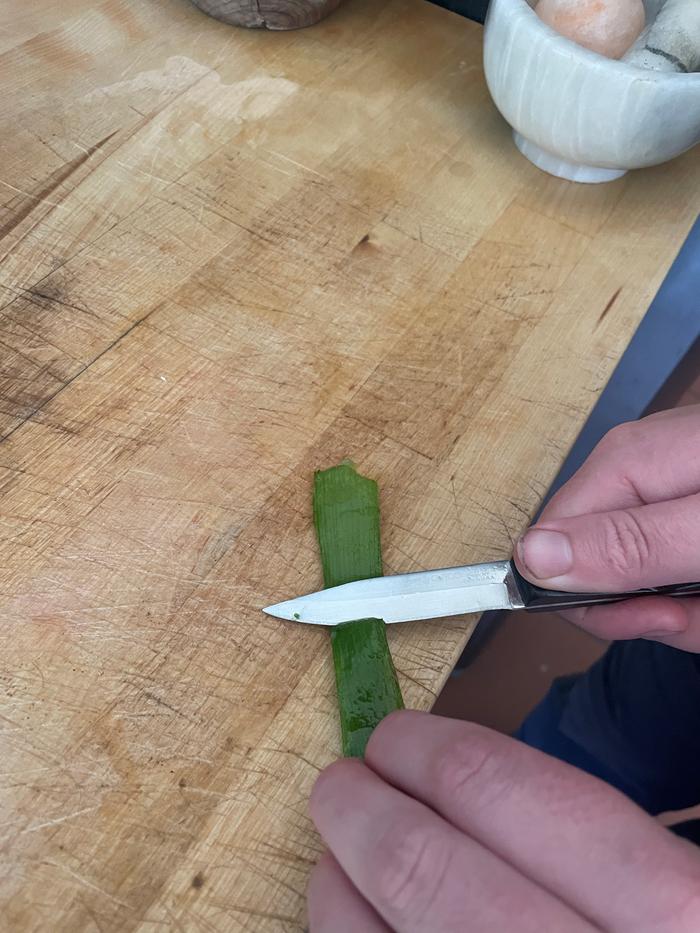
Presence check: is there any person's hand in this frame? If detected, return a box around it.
[514,404,700,650]
[308,710,700,932]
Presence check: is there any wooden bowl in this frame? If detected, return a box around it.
[190,0,344,29]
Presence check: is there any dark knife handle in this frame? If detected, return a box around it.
[509,561,700,613]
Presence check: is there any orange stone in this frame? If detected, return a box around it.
[536,0,646,59]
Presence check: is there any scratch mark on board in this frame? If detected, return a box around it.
[19,804,100,836]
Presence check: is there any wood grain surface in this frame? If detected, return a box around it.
[190,0,344,30]
[0,0,698,929]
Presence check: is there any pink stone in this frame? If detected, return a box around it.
[536,0,646,59]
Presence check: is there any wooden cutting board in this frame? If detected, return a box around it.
[0,0,698,929]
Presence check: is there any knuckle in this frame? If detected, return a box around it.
[598,420,638,454]
[600,510,652,581]
[373,821,447,921]
[432,729,496,803]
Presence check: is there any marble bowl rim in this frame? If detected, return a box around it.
[488,0,700,88]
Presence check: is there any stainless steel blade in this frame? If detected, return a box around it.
[263,560,524,626]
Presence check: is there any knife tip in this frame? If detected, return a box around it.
[263,600,334,625]
[263,600,299,621]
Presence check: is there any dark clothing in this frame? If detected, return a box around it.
[431,1,489,23]
[516,640,700,842]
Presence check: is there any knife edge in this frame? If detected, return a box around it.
[264,560,524,626]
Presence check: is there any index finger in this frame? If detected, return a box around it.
[310,758,596,933]
[540,405,700,522]
[366,711,700,933]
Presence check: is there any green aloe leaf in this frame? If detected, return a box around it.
[313,463,404,757]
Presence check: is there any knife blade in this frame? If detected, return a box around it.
[263,560,700,626]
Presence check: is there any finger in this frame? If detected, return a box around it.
[516,492,700,591]
[308,851,390,933]
[366,711,700,933]
[540,406,700,522]
[561,596,700,652]
[558,594,689,640]
[310,759,596,933]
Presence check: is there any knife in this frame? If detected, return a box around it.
[264,559,700,626]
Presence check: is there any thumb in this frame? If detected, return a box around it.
[515,493,700,592]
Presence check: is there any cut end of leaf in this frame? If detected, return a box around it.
[331,619,404,757]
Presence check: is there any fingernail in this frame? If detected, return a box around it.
[518,529,573,580]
